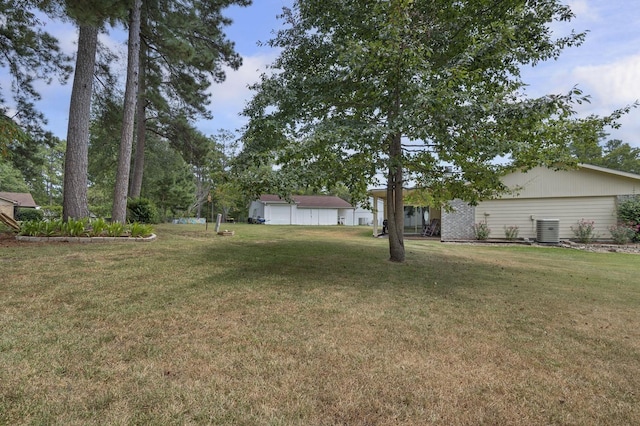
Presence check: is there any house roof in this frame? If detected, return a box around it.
[578,163,640,181]
[368,163,640,201]
[259,195,354,209]
[0,192,38,208]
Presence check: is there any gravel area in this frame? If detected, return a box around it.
[444,239,640,254]
[559,240,640,254]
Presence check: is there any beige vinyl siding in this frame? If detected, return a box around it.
[476,196,617,240]
[500,167,640,199]
[1,200,14,219]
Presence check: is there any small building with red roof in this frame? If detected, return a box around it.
[249,195,356,225]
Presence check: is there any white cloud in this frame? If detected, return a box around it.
[202,52,278,135]
[567,0,599,21]
[567,54,640,146]
[572,54,640,106]
[209,53,277,104]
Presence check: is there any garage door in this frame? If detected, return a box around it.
[267,205,292,225]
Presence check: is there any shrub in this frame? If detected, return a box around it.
[15,208,43,222]
[504,225,519,241]
[571,219,598,244]
[609,224,636,245]
[87,218,108,237]
[40,219,63,237]
[627,221,640,243]
[106,222,126,237]
[473,222,491,240]
[129,222,154,238]
[19,220,41,236]
[617,197,640,242]
[618,197,640,222]
[63,218,88,237]
[19,219,64,237]
[127,197,159,224]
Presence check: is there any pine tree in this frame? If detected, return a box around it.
[58,0,128,220]
[111,0,142,223]
[0,0,72,150]
[128,0,251,198]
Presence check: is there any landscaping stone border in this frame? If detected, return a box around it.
[15,234,157,243]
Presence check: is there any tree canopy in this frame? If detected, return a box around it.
[0,0,72,150]
[239,0,634,262]
[129,0,251,198]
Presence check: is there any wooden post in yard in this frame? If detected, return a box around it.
[215,213,222,233]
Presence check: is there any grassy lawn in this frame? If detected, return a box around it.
[1,223,639,425]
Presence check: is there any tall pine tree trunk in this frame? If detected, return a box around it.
[129,23,147,198]
[112,0,142,223]
[387,131,405,263]
[63,24,98,221]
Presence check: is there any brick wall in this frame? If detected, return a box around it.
[441,199,475,241]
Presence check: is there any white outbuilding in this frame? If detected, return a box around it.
[249,195,356,225]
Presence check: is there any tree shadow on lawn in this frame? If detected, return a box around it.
[189,237,529,297]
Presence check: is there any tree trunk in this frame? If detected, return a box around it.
[387,131,405,262]
[129,25,147,198]
[112,0,142,223]
[63,24,98,221]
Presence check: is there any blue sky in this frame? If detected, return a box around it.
[12,0,640,148]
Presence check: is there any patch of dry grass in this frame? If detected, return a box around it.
[1,224,639,424]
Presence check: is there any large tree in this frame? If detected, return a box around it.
[62,23,99,220]
[111,0,142,223]
[59,0,128,220]
[142,137,196,220]
[240,0,633,262]
[128,0,251,198]
[571,134,640,175]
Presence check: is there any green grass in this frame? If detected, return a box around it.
[1,224,639,425]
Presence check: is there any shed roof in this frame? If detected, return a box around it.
[259,195,353,209]
[0,192,37,208]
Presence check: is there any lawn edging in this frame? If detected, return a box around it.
[15,234,157,243]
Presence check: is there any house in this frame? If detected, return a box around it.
[353,197,385,227]
[443,164,640,241]
[368,188,442,236]
[249,195,356,225]
[369,164,640,241]
[0,192,38,220]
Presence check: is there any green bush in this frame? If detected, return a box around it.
[617,197,640,242]
[88,218,108,237]
[40,219,63,237]
[127,197,159,224]
[473,222,491,240]
[129,222,154,238]
[609,224,636,245]
[618,197,640,222]
[15,208,43,222]
[18,220,41,236]
[63,218,88,237]
[106,222,125,237]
